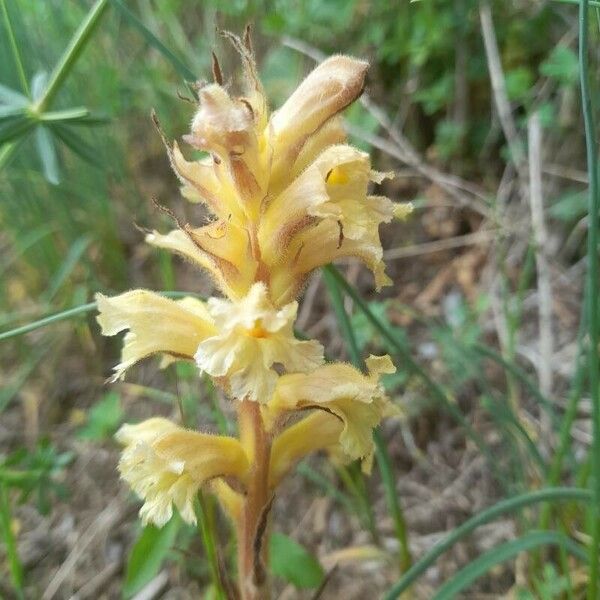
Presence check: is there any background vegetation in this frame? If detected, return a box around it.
[0,0,598,598]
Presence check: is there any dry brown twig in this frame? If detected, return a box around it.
[527,112,554,404]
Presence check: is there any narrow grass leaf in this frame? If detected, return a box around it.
[432,531,587,600]
[44,235,92,301]
[383,487,591,599]
[110,0,196,81]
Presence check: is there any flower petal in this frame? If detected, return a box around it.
[268,356,397,464]
[96,290,216,380]
[194,282,324,402]
[117,418,249,526]
[146,223,256,300]
[270,56,368,156]
[268,411,343,487]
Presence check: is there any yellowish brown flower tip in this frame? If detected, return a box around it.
[267,355,399,474]
[116,418,250,526]
[95,291,216,381]
[195,282,324,402]
[151,49,406,304]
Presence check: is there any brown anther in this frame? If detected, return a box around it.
[211,51,224,86]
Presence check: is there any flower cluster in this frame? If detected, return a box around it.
[97,33,408,540]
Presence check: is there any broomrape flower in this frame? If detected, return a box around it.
[116,418,249,526]
[195,282,324,402]
[267,354,398,485]
[97,31,407,600]
[149,34,412,306]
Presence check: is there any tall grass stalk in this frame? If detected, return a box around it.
[0,483,24,600]
[579,0,600,597]
[383,487,592,599]
[322,267,412,573]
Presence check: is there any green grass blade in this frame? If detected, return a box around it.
[432,531,587,600]
[0,302,97,341]
[195,493,226,600]
[322,266,412,571]
[382,487,591,599]
[0,483,24,599]
[0,291,202,341]
[473,343,557,427]
[578,0,600,597]
[110,0,196,81]
[44,235,92,301]
[554,0,600,5]
[324,265,507,486]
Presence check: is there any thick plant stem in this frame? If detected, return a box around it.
[237,400,272,600]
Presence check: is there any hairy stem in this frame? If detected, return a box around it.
[237,400,272,600]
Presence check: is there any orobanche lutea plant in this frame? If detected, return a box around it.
[97,30,410,600]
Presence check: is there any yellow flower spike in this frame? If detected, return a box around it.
[146,221,257,301]
[269,55,368,175]
[268,411,344,488]
[116,419,250,527]
[170,141,244,222]
[195,282,324,402]
[151,46,405,305]
[268,355,398,468]
[96,291,216,381]
[259,144,399,304]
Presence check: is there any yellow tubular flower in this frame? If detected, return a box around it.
[195,282,324,402]
[96,291,216,381]
[267,355,398,470]
[116,418,250,527]
[268,411,344,488]
[150,42,407,305]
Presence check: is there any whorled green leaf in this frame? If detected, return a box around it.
[0,114,33,145]
[50,123,99,166]
[34,125,60,184]
[269,532,325,589]
[0,83,28,106]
